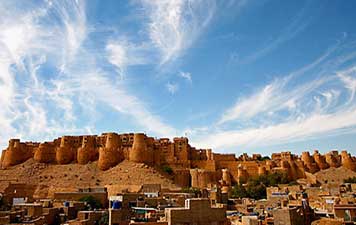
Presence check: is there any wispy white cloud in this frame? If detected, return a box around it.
[166,82,179,94]
[218,76,331,124]
[193,62,356,150]
[103,40,178,136]
[53,70,177,138]
[189,37,356,151]
[0,0,183,151]
[179,71,192,83]
[106,39,153,78]
[0,0,89,149]
[194,106,356,150]
[218,42,345,125]
[50,0,87,67]
[139,0,216,65]
[337,67,356,102]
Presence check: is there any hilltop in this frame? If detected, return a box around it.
[1,132,356,192]
[0,158,178,198]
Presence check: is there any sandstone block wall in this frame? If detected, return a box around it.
[173,169,191,187]
[190,169,218,189]
[165,199,228,225]
[34,142,56,163]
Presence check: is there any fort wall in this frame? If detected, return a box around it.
[56,136,81,164]
[341,150,356,171]
[1,133,356,191]
[98,133,123,171]
[2,139,33,168]
[34,142,56,163]
[77,135,98,164]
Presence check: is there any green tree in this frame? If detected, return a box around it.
[231,184,248,198]
[162,165,173,175]
[99,211,109,225]
[344,177,356,183]
[79,195,102,210]
[256,156,271,161]
[231,172,290,200]
[181,187,201,197]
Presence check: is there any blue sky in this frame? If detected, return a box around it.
[1,0,356,155]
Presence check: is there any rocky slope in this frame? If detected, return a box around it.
[0,159,179,198]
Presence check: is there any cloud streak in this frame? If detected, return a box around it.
[179,71,192,83]
[139,0,216,65]
[0,0,85,148]
[193,46,356,151]
[0,0,178,150]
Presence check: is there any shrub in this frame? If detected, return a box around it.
[99,211,109,225]
[79,195,102,210]
[181,187,201,197]
[344,177,356,183]
[231,184,248,198]
[231,172,290,200]
[162,165,173,175]
[256,156,271,161]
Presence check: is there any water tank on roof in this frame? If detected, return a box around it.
[112,201,121,209]
[64,201,70,207]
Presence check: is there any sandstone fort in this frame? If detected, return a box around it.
[1,132,356,190]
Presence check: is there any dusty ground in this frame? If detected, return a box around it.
[311,218,343,225]
[0,159,179,198]
[314,166,356,184]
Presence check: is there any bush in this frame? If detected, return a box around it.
[256,156,271,161]
[231,172,290,200]
[99,211,109,225]
[0,195,10,211]
[288,181,299,186]
[79,195,102,210]
[231,184,248,198]
[162,165,173,175]
[344,177,356,183]
[181,187,201,197]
